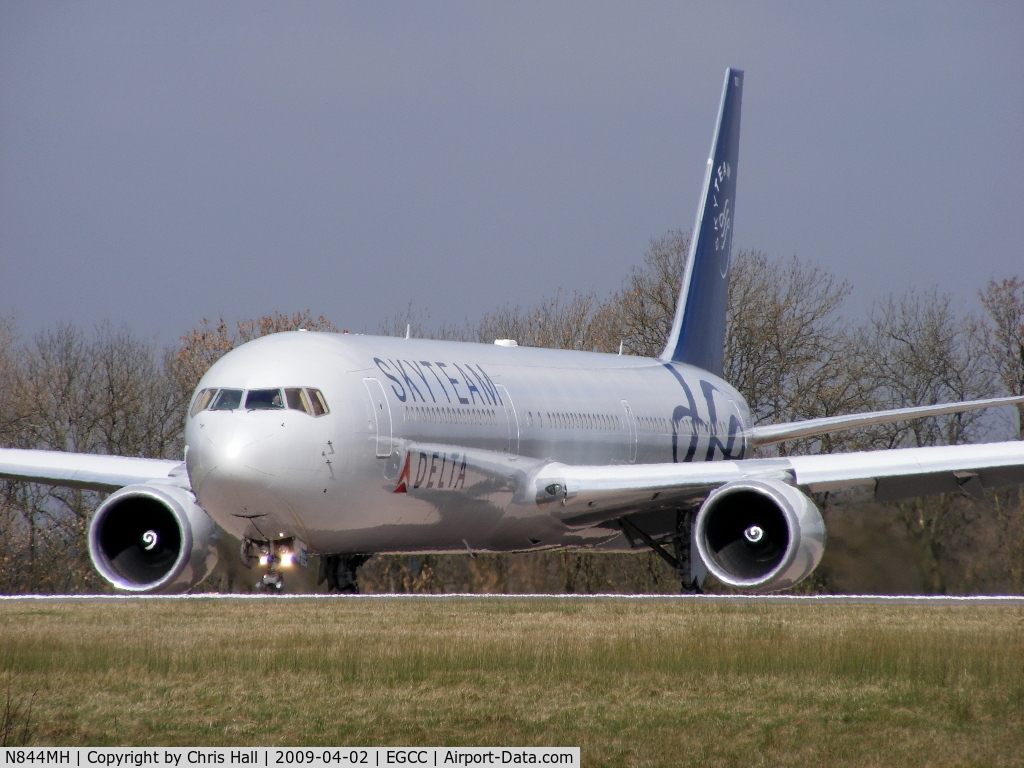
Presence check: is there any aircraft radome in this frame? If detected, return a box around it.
[1,68,1022,594]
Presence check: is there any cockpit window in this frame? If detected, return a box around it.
[307,388,329,416]
[285,387,312,415]
[190,388,216,417]
[194,386,327,416]
[245,389,284,410]
[210,388,243,411]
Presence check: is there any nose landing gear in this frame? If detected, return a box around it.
[241,536,308,592]
[259,571,284,590]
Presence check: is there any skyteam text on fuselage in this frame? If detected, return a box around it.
[1,68,1022,594]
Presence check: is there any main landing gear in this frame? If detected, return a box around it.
[318,554,372,593]
[618,509,704,594]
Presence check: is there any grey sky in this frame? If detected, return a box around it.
[2,1,1021,346]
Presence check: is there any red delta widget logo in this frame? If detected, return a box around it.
[394,450,469,493]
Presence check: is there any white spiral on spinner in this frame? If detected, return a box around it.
[142,530,159,551]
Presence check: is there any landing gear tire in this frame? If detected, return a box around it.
[319,554,372,593]
[257,571,283,591]
[673,518,703,595]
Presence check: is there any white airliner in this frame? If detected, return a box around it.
[2,69,1023,594]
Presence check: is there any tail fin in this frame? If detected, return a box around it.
[660,68,743,375]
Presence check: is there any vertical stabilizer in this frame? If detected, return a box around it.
[660,68,743,375]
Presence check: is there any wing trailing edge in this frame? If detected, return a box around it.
[533,438,1024,527]
[787,440,1024,500]
[747,395,1024,448]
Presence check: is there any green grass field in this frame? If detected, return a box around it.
[0,597,1021,766]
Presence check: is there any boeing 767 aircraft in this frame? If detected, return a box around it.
[2,69,1023,594]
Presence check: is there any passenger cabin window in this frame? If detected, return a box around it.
[246,389,284,410]
[210,389,243,411]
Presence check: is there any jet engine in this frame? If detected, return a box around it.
[694,479,825,592]
[87,484,220,593]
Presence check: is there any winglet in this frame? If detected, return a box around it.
[660,68,743,375]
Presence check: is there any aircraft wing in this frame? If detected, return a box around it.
[0,448,187,492]
[747,395,1024,447]
[534,439,1024,526]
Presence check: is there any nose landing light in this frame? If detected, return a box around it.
[241,536,309,591]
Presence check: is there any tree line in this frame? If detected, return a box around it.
[1,234,1022,594]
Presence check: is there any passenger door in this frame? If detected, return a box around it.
[363,378,393,458]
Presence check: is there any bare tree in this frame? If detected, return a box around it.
[857,289,997,449]
[0,319,30,589]
[17,323,97,454]
[0,317,24,444]
[724,252,865,455]
[609,230,689,357]
[851,289,1001,594]
[476,290,617,352]
[89,326,184,459]
[978,277,1024,439]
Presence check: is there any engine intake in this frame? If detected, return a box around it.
[694,479,825,592]
[88,484,219,593]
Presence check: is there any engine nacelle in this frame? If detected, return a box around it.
[694,479,826,592]
[87,484,220,593]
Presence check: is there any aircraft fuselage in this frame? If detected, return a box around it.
[184,331,751,555]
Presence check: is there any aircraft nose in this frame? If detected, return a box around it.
[187,416,282,520]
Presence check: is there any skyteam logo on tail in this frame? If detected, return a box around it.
[712,161,733,270]
[717,200,732,277]
[660,68,743,377]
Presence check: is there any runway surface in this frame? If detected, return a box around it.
[2,593,1022,605]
